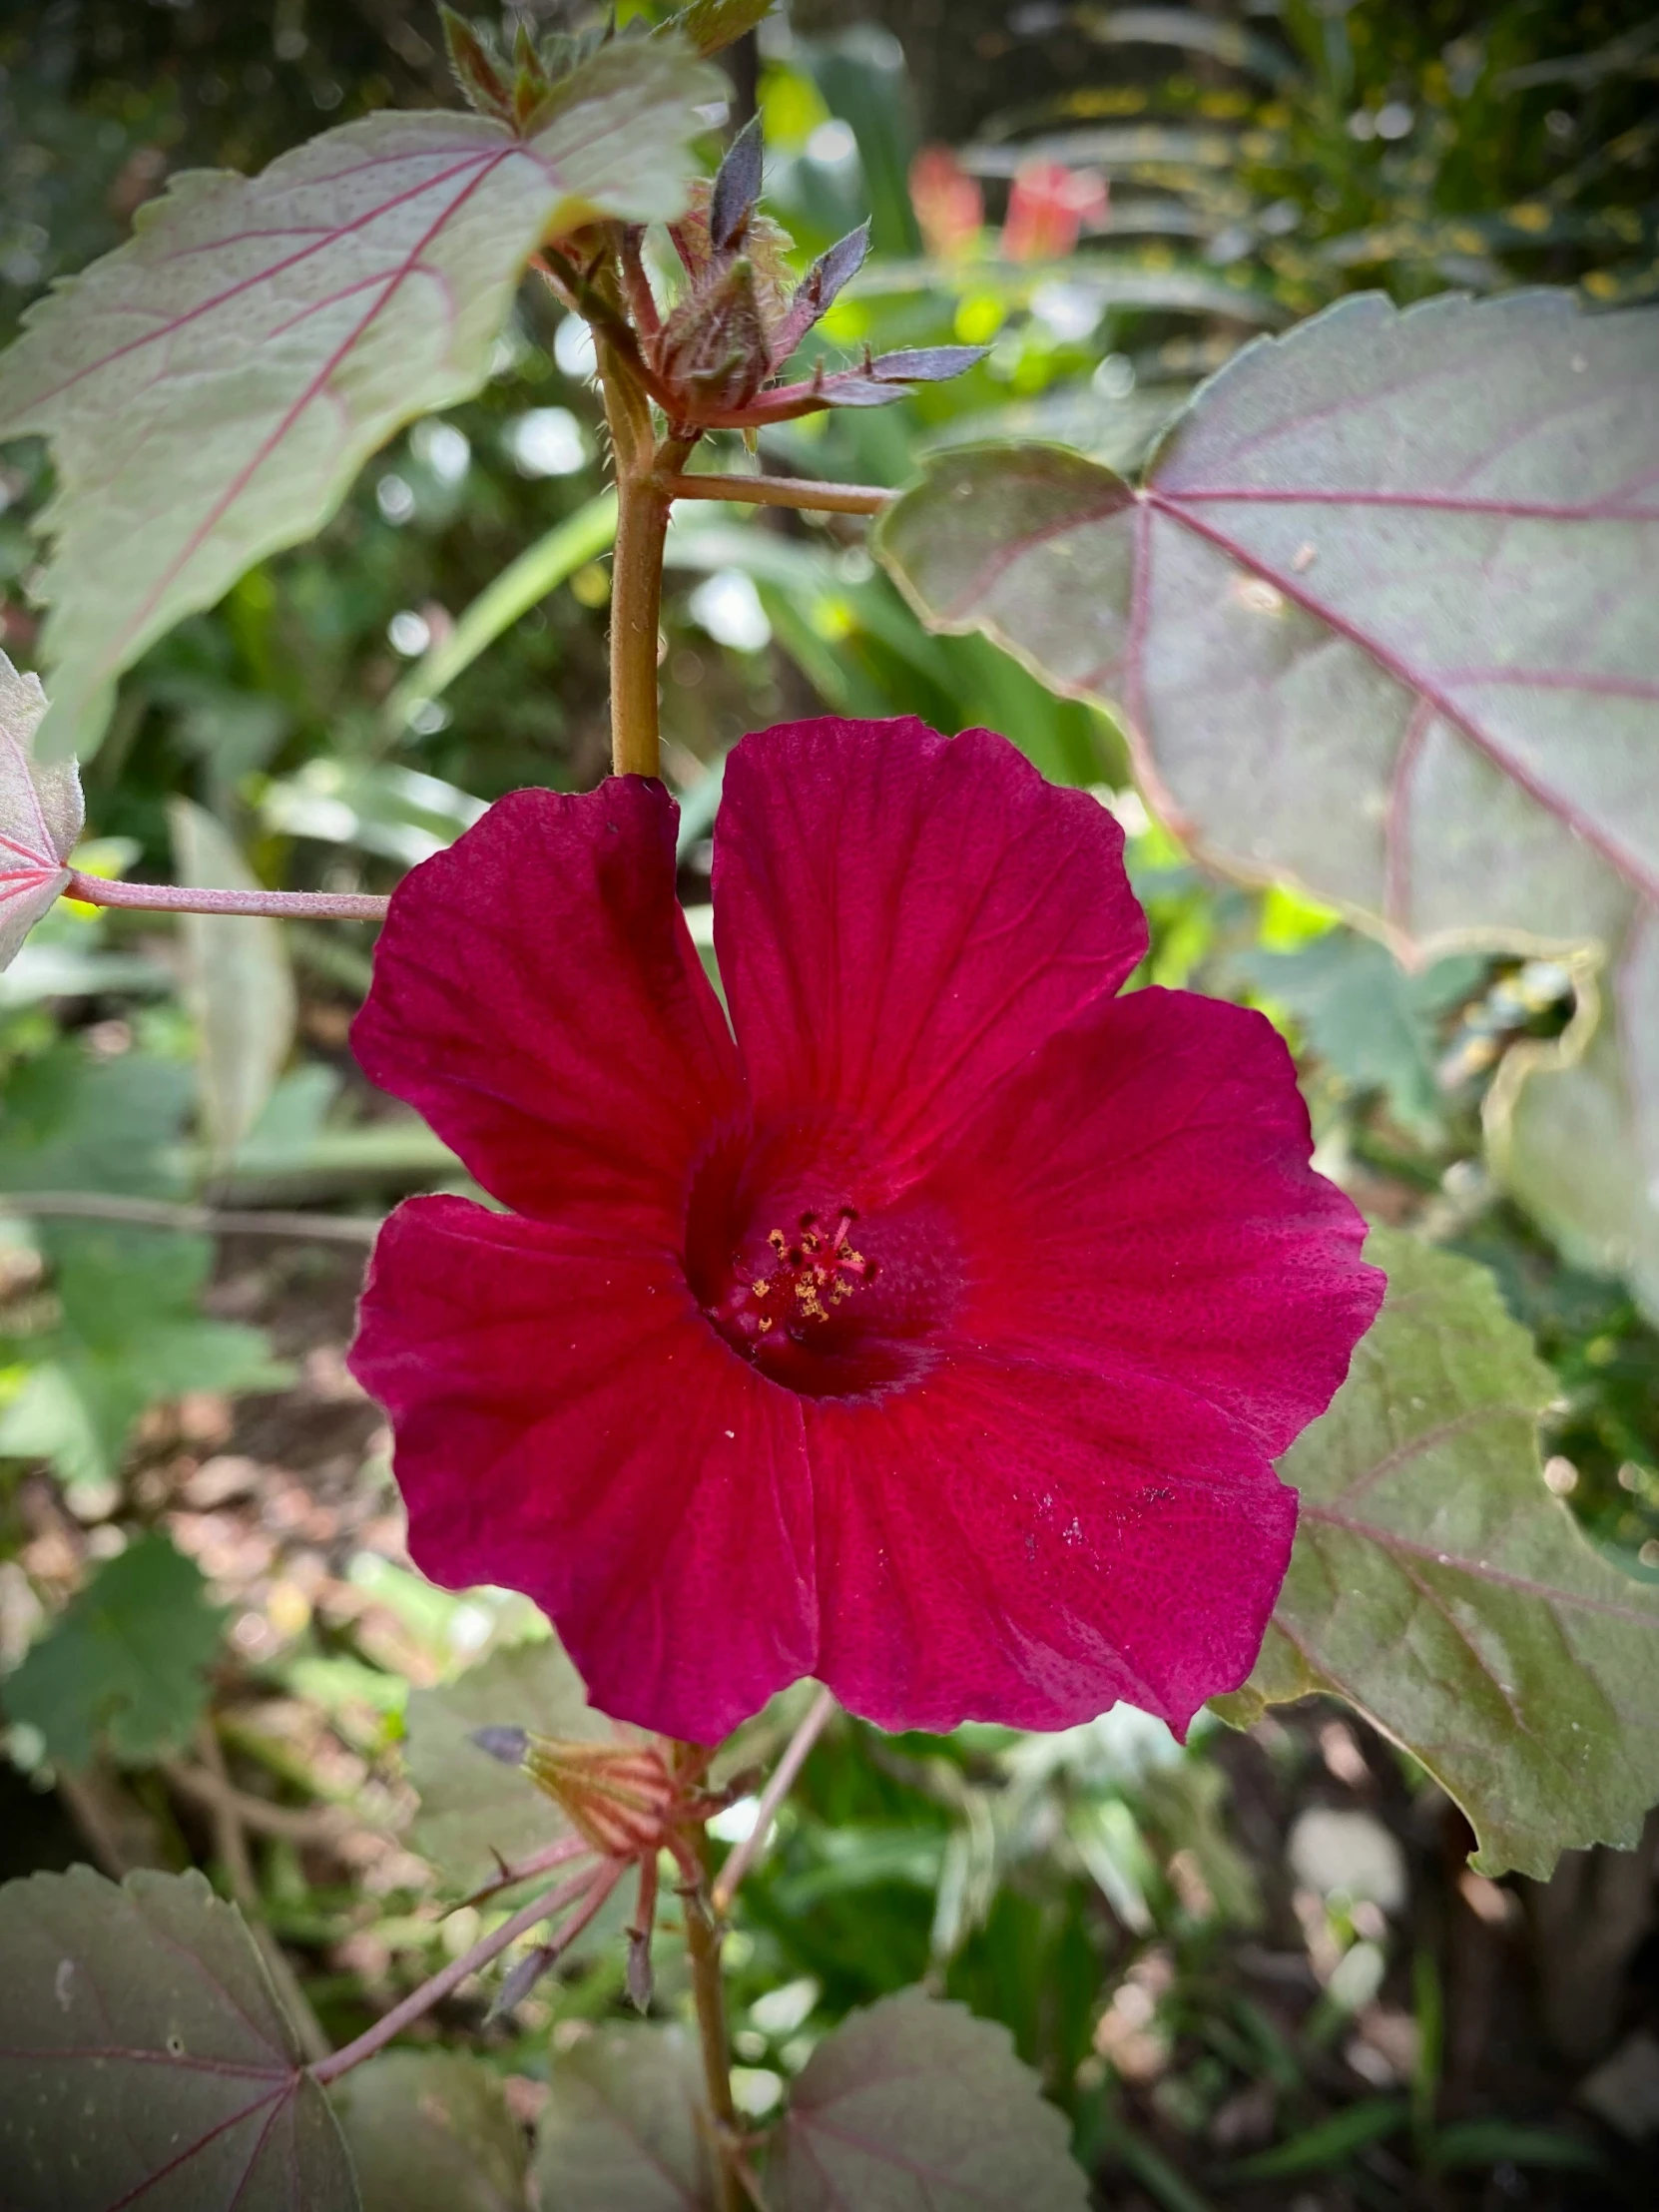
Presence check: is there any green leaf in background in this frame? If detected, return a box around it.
[1217,1232,1659,1880]
[0,647,82,973]
[404,1633,610,1893]
[0,1866,354,2212]
[332,2049,529,2212]
[1,1529,227,1768]
[531,2023,712,2211]
[0,38,723,756]
[767,1987,1088,2212]
[874,290,1659,1317]
[0,1223,286,1487]
[170,799,297,1168]
[673,0,777,59]
[0,1042,192,1199]
[1230,931,1485,1136]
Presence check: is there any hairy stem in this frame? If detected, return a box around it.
[664,472,891,517]
[64,871,388,923]
[682,1834,746,2212]
[711,1687,836,1916]
[308,1863,611,2085]
[607,462,672,779]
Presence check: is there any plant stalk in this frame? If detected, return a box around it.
[663,472,891,517]
[308,1863,610,2086]
[64,871,387,923]
[711,1686,836,1916]
[608,462,673,779]
[682,1834,746,2212]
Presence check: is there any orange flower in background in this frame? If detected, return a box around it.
[1001,158,1108,261]
[909,145,985,259]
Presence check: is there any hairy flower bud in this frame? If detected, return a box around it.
[656,257,773,412]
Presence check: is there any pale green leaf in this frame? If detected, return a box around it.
[332,2050,529,2212]
[0,40,722,756]
[874,291,1659,1316]
[769,1988,1088,2211]
[672,0,776,59]
[1217,1232,1659,1880]
[0,1866,355,2211]
[0,1223,286,1485]
[170,800,297,1165]
[0,647,81,970]
[531,2024,712,2211]
[404,1635,609,1893]
[1,1531,227,1769]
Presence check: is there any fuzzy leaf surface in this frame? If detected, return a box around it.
[532,2024,711,2210]
[0,1866,354,2211]
[332,2050,529,2212]
[404,1634,610,1892]
[2,1530,228,1768]
[0,649,81,969]
[769,1987,1088,2211]
[1217,1232,1659,1880]
[875,291,1659,1314]
[0,41,721,756]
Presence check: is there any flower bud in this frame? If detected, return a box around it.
[521,1734,677,1857]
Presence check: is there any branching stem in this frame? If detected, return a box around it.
[308,1862,615,2085]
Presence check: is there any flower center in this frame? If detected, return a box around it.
[711,1207,879,1347]
[685,1130,960,1400]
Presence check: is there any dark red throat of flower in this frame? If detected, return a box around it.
[709,1208,879,1343]
[689,1147,956,1401]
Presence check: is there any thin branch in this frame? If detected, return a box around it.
[191,1725,331,2065]
[456,1831,592,1912]
[65,871,388,923]
[163,1758,361,1843]
[309,1861,616,2085]
[8,1193,382,1246]
[711,1687,836,1916]
[663,472,891,517]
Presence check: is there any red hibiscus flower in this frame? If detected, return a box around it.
[348,719,1382,1744]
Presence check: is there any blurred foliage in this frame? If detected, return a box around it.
[0,7,1657,2208]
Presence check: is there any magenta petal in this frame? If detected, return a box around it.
[714,719,1146,1165]
[930,987,1384,1454]
[803,1352,1298,1736]
[353,781,743,1231]
[349,1196,816,1741]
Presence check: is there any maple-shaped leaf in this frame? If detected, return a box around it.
[875,290,1659,1317]
[2,1530,229,1770]
[0,648,81,970]
[0,1866,354,2211]
[0,39,723,758]
[1216,1232,1659,1882]
[769,1988,1088,2211]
